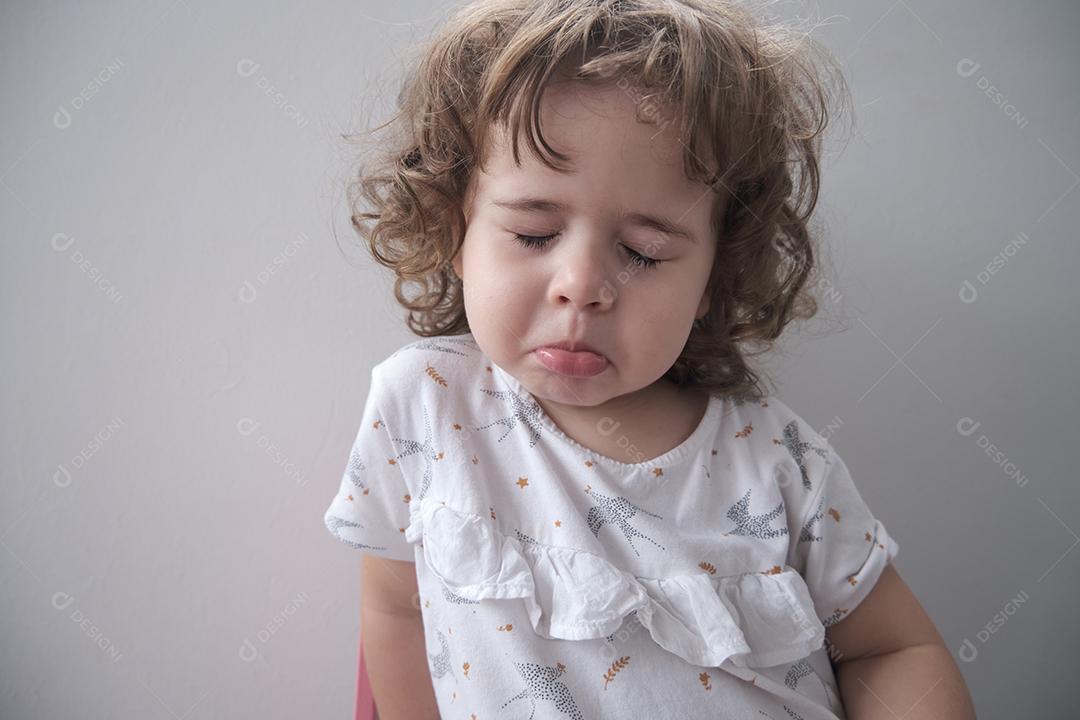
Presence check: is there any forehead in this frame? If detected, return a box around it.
[473,81,713,205]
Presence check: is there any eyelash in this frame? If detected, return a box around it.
[513,233,663,269]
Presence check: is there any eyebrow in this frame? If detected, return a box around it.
[490,197,697,244]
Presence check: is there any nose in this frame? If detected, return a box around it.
[547,237,617,312]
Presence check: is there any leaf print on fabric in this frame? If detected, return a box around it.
[501,661,584,720]
[425,364,449,387]
[584,487,666,556]
[724,488,789,540]
[473,386,545,448]
[775,420,830,491]
[602,656,630,689]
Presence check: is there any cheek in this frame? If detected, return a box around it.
[461,240,538,315]
[626,276,701,324]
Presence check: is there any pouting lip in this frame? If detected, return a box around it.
[536,339,604,356]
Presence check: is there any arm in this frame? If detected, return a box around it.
[826,563,977,719]
[360,555,440,720]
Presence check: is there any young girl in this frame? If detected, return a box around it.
[324,1,977,718]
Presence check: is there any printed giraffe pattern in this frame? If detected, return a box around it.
[584,486,666,556]
[776,420,830,491]
[724,488,789,540]
[501,660,584,720]
[472,386,545,448]
[388,401,439,501]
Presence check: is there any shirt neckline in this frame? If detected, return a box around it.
[489,358,725,473]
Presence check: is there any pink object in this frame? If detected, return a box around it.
[356,639,377,720]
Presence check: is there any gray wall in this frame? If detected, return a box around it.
[1,1,1076,717]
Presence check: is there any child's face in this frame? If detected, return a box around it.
[452,80,718,408]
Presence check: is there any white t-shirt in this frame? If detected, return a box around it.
[324,333,899,720]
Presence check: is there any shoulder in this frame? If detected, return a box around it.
[720,393,837,512]
[372,333,484,384]
[369,333,487,416]
[720,394,832,453]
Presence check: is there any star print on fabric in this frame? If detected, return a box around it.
[500,661,584,720]
[724,488,789,540]
[777,420,830,491]
[472,387,545,448]
[389,402,439,501]
[428,629,455,680]
[585,487,666,556]
[758,707,806,720]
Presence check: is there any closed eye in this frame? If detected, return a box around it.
[512,233,663,269]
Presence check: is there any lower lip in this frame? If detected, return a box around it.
[534,347,609,377]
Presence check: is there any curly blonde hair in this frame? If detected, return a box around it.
[343,0,850,402]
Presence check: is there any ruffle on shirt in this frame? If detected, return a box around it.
[404,496,825,670]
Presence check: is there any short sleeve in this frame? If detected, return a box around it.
[322,367,416,562]
[788,446,899,627]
